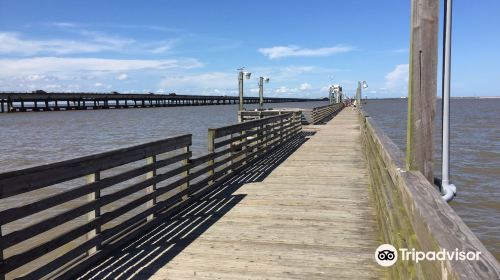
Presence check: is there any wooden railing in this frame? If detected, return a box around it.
[238,110,306,124]
[359,111,500,279]
[0,113,301,279]
[310,103,344,124]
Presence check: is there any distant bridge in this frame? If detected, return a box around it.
[0,92,324,113]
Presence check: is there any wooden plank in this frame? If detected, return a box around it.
[211,113,292,138]
[116,109,382,280]
[406,0,439,182]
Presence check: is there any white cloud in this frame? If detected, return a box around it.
[94,82,104,87]
[27,74,46,81]
[274,86,299,94]
[0,32,133,55]
[385,64,409,90]
[0,30,177,56]
[299,83,312,91]
[159,72,235,91]
[116,73,128,80]
[258,45,354,59]
[0,57,203,78]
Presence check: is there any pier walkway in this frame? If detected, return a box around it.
[78,109,384,279]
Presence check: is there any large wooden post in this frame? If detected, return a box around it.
[406,0,439,182]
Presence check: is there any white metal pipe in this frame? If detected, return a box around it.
[441,0,456,202]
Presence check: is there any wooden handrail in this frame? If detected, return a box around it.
[0,113,303,279]
[359,110,500,279]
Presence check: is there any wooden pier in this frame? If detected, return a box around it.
[96,109,384,279]
[0,92,322,113]
[1,105,499,279]
[238,103,344,125]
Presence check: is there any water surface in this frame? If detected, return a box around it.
[364,98,499,260]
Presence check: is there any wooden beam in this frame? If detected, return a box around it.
[406,0,439,182]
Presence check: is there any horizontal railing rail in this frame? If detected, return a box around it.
[310,103,344,124]
[0,113,303,279]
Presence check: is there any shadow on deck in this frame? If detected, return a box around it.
[78,132,314,280]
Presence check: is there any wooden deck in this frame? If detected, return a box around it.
[79,109,384,279]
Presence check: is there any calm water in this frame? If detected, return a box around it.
[0,99,498,265]
[364,98,499,260]
[0,101,327,172]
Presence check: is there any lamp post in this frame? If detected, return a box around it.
[258,77,270,110]
[356,81,368,107]
[329,86,334,104]
[238,68,252,112]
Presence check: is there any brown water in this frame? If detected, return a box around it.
[0,101,327,171]
[364,98,500,261]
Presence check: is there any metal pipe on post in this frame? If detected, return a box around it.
[406,0,439,183]
[441,0,456,202]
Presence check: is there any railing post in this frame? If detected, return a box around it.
[181,145,190,201]
[280,113,284,142]
[241,130,248,164]
[146,155,157,221]
[208,130,215,185]
[1,225,4,280]
[86,171,101,256]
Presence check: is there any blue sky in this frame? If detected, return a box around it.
[0,0,498,98]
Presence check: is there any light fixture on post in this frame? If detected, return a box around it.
[357,80,368,107]
[258,77,270,110]
[238,67,252,112]
[328,86,335,105]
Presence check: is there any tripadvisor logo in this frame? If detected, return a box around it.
[375,244,398,267]
[375,244,482,267]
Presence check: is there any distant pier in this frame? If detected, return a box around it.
[0,92,323,113]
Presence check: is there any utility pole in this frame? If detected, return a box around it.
[406,0,440,183]
[259,77,264,110]
[237,68,251,112]
[238,69,244,112]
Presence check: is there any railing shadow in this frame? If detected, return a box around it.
[78,131,314,280]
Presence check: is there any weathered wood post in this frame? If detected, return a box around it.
[86,172,101,255]
[208,129,215,185]
[0,225,4,280]
[406,0,439,183]
[181,145,190,201]
[146,155,157,221]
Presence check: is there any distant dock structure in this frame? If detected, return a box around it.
[0,92,323,113]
